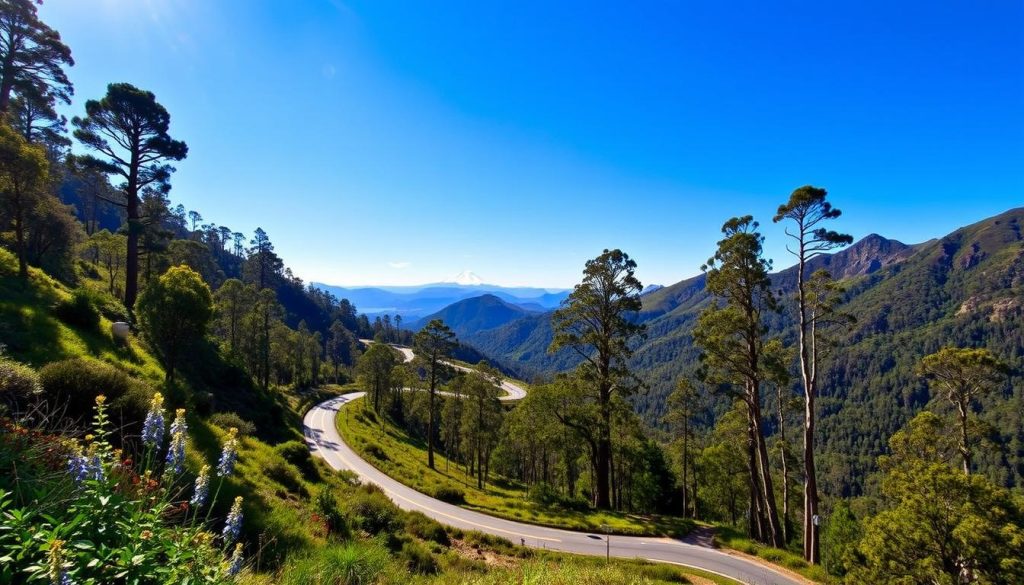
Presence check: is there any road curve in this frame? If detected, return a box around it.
[304,392,801,585]
[358,340,527,401]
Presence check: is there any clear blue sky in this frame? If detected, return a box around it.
[44,1,1023,288]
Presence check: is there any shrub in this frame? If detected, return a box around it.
[526,481,561,506]
[363,442,389,462]
[276,440,320,480]
[314,488,350,538]
[209,411,257,436]
[0,356,41,405]
[87,288,129,323]
[265,459,308,498]
[398,540,438,575]
[53,288,101,331]
[38,358,151,429]
[405,511,450,546]
[432,485,465,504]
[346,489,401,535]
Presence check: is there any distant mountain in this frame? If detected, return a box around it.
[412,294,532,336]
[463,207,1024,495]
[311,281,570,319]
[443,270,485,286]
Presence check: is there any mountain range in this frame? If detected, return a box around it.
[311,276,570,319]
[420,207,1024,495]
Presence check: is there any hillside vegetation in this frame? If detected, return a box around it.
[467,208,1024,495]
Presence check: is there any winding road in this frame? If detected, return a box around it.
[304,344,801,585]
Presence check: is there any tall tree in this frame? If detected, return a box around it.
[413,319,457,469]
[327,319,356,382]
[459,370,504,489]
[663,377,701,518]
[694,216,783,546]
[72,82,188,309]
[0,119,46,278]
[917,347,1009,475]
[0,0,73,113]
[214,278,256,355]
[136,265,213,383]
[773,186,851,562]
[243,227,282,290]
[358,343,396,414]
[549,248,645,509]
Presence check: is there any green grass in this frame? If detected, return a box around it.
[712,524,830,583]
[337,396,694,538]
[0,249,163,380]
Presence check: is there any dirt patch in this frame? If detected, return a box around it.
[450,538,520,569]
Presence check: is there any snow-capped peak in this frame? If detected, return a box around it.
[446,270,484,286]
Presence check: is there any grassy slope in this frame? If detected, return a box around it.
[0,249,162,379]
[338,395,694,537]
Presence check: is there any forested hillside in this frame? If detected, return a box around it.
[466,208,1024,494]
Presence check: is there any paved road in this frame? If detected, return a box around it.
[304,392,801,585]
[358,340,527,401]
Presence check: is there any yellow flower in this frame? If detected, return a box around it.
[175,408,185,417]
[95,395,106,405]
[84,434,94,442]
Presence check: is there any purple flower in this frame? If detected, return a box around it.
[222,496,244,544]
[66,448,88,484]
[141,393,165,447]
[190,465,210,508]
[226,543,244,577]
[165,409,187,474]
[217,428,239,477]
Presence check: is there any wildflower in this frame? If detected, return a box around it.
[222,496,244,544]
[165,409,187,474]
[216,428,239,477]
[86,443,104,482]
[190,465,211,508]
[226,542,244,577]
[95,394,106,405]
[141,393,165,447]
[66,445,88,485]
[48,538,70,585]
[140,530,152,540]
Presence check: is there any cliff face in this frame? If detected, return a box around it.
[809,233,915,279]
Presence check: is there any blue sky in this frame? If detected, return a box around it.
[44,1,1023,288]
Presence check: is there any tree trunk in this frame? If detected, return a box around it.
[596,410,611,508]
[958,399,971,475]
[751,392,784,548]
[427,362,436,469]
[682,415,689,517]
[795,238,822,564]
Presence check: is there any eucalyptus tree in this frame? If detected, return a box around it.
[413,319,457,469]
[773,186,851,562]
[72,83,188,309]
[663,377,701,517]
[549,248,645,509]
[694,216,782,546]
[917,347,1009,475]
